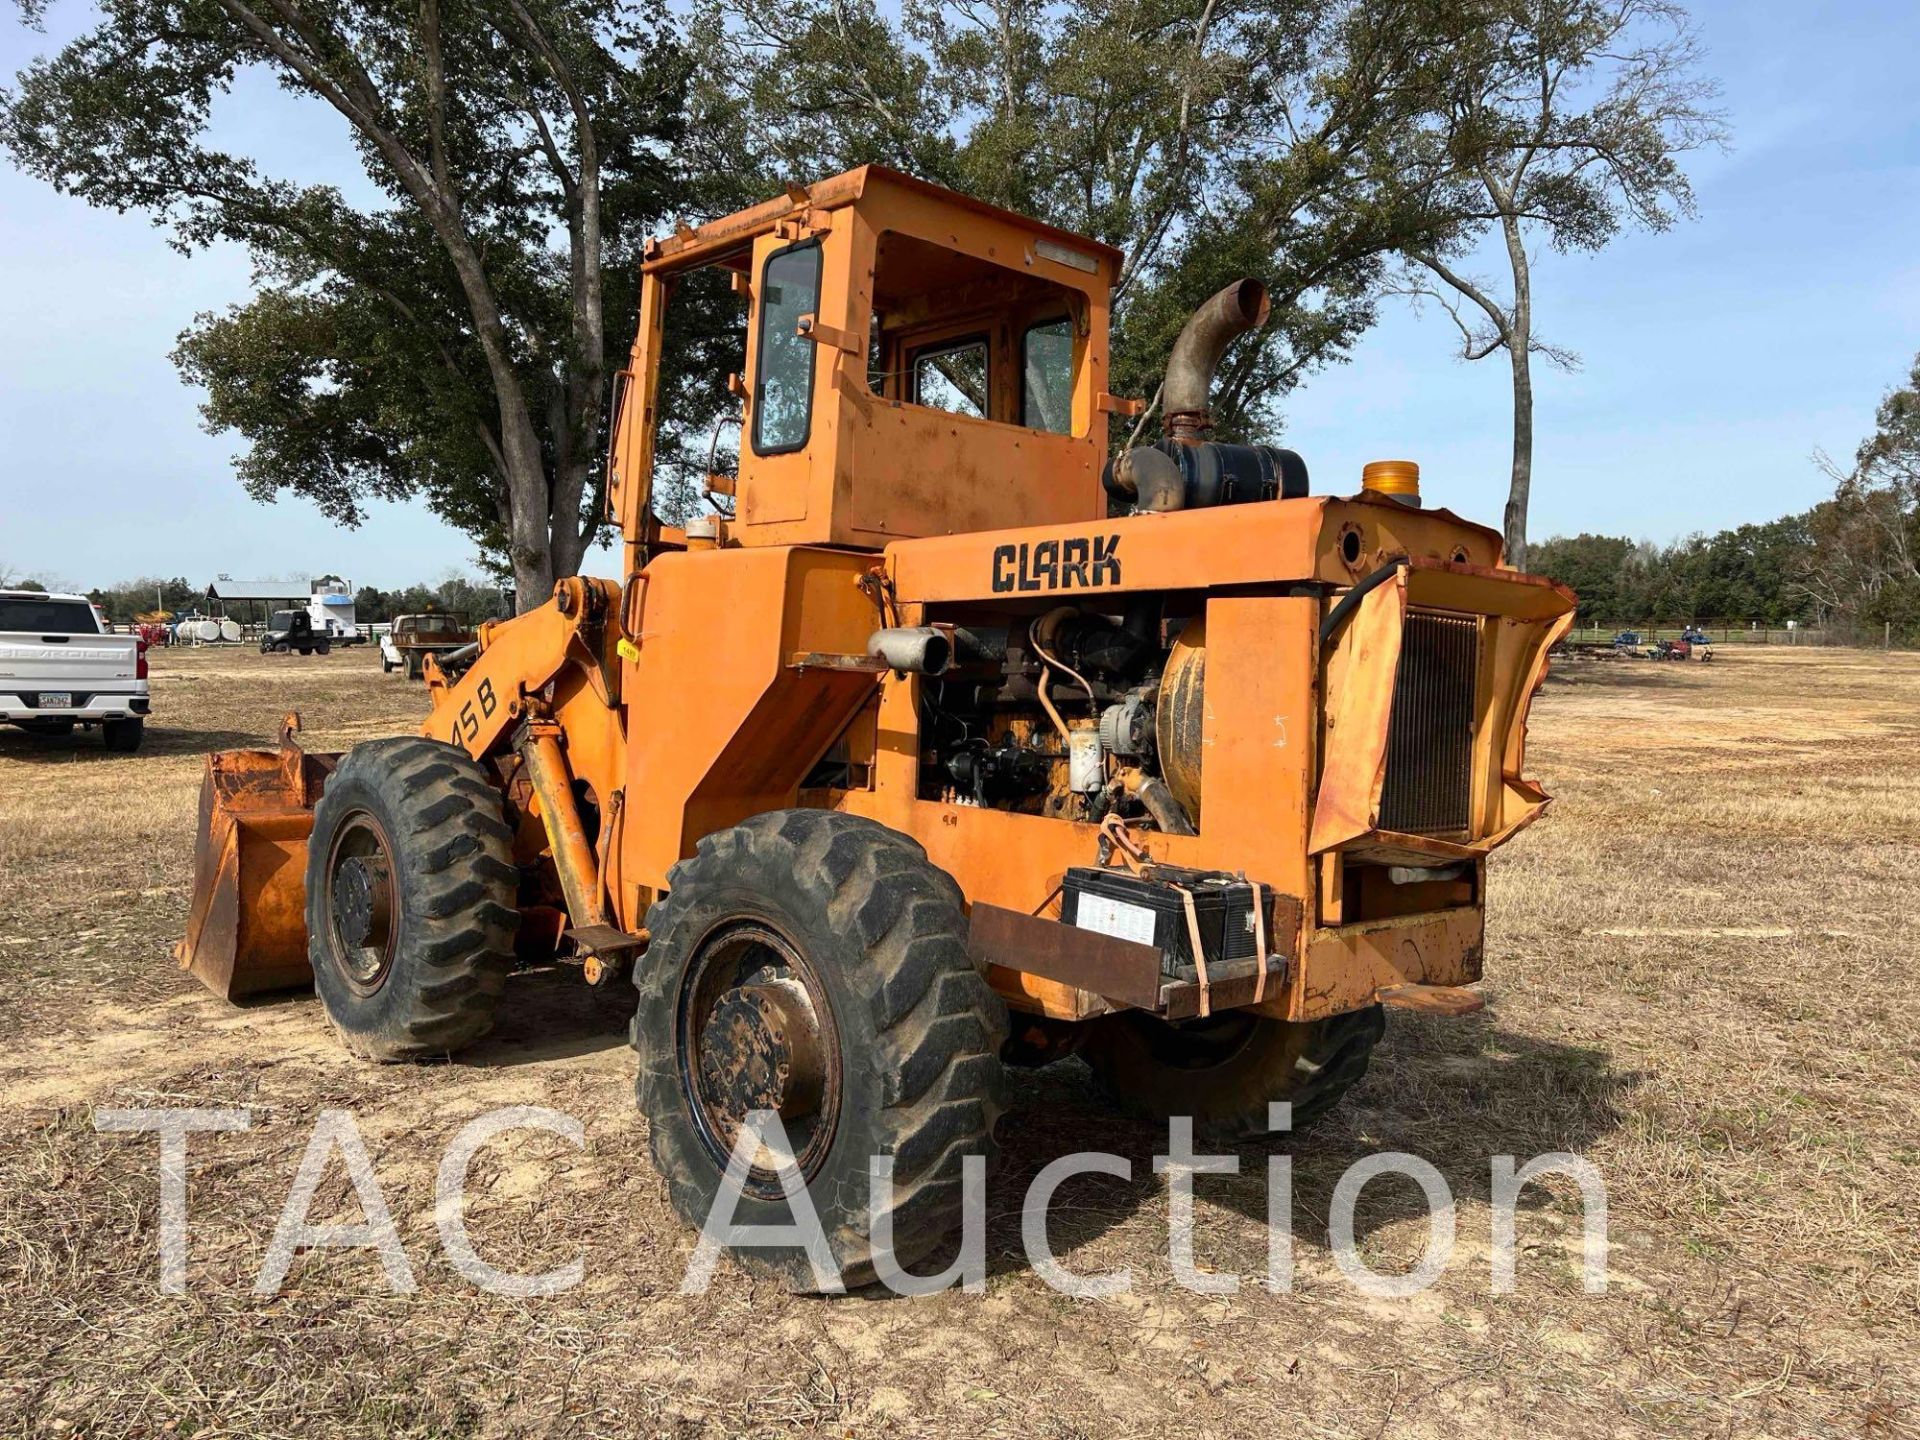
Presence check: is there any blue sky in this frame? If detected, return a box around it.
[3,1,1917,591]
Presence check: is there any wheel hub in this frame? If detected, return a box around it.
[694,979,826,1143]
[324,814,398,992]
[331,854,391,951]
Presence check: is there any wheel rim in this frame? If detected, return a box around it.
[322,810,399,995]
[677,921,841,1199]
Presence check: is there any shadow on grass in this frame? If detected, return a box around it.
[462,963,636,1068]
[0,725,258,761]
[964,1009,1637,1284]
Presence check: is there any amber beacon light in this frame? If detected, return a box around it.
[1362,458,1421,505]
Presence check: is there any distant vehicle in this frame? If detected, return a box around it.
[0,589,150,751]
[308,574,363,645]
[1680,626,1710,644]
[380,612,472,679]
[1612,630,1640,649]
[261,609,332,655]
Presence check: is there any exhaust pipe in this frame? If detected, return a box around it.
[867,626,953,676]
[1163,278,1270,444]
[1105,445,1186,513]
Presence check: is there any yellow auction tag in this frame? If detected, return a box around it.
[616,637,641,663]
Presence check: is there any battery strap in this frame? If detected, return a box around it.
[1173,884,1211,1018]
[1249,881,1269,1005]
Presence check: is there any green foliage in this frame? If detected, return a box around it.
[352,573,513,626]
[1532,521,1813,627]
[2,0,695,607]
[84,576,202,624]
[689,0,1468,443]
[1377,0,1725,567]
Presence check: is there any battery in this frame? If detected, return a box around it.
[1059,866,1268,981]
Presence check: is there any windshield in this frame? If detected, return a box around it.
[408,615,462,636]
[271,610,300,628]
[0,598,98,634]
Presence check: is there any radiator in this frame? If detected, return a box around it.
[1379,610,1479,835]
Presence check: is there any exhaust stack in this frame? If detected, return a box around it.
[1163,278,1271,443]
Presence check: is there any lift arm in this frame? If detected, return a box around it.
[419,575,640,965]
[419,576,623,762]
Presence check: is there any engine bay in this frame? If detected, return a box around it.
[910,594,1206,836]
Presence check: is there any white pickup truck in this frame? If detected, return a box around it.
[0,590,150,751]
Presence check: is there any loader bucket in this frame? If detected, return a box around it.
[174,714,339,1000]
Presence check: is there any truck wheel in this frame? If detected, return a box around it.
[304,737,519,1061]
[381,657,396,674]
[404,653,422,681]
[632,810,1007,1290]
[1081,1006,1386,1139]
[102,717,143,753]
[316,639,331,655]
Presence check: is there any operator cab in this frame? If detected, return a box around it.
[611,166,1124,556]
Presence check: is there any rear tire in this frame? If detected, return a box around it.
[102,717,143,753]
[404,652,422,681]
[1081,1006,1386,1139]
[632,810,1007,1290]
[305,737,519,1061]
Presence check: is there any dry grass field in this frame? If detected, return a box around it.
[1,643,1915,1438]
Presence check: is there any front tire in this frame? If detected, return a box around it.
[632,810,1007,1290]
[1081,1006,1386,1139]
[304,737,519,1060]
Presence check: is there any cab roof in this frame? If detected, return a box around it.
[643,164,1125,274]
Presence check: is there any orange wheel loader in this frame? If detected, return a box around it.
[176,167,1575,1288]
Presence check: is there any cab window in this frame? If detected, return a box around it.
[912,336,989,418]
[1021,318,1073,433]
[752,239,822,456]
[866,230,1085,436]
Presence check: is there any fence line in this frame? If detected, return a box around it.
[1565,621,1910,649]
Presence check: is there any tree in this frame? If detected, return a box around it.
[84,575,202,623]
[3,0,694,611]
[1795,354,1920,634]
[1381,0,1723,569]
[1528,532,1632,620]
[689,0,1468,446]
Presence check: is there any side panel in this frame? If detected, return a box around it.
[1308,572,1406,853]
[1196,595,1318,902]
[618,547,879,896]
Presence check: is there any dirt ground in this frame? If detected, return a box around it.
[1,643,1915,1438]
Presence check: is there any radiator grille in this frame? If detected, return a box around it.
[1379,611,1479,835]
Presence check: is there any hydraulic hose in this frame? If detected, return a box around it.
[1319,558,1409,648]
